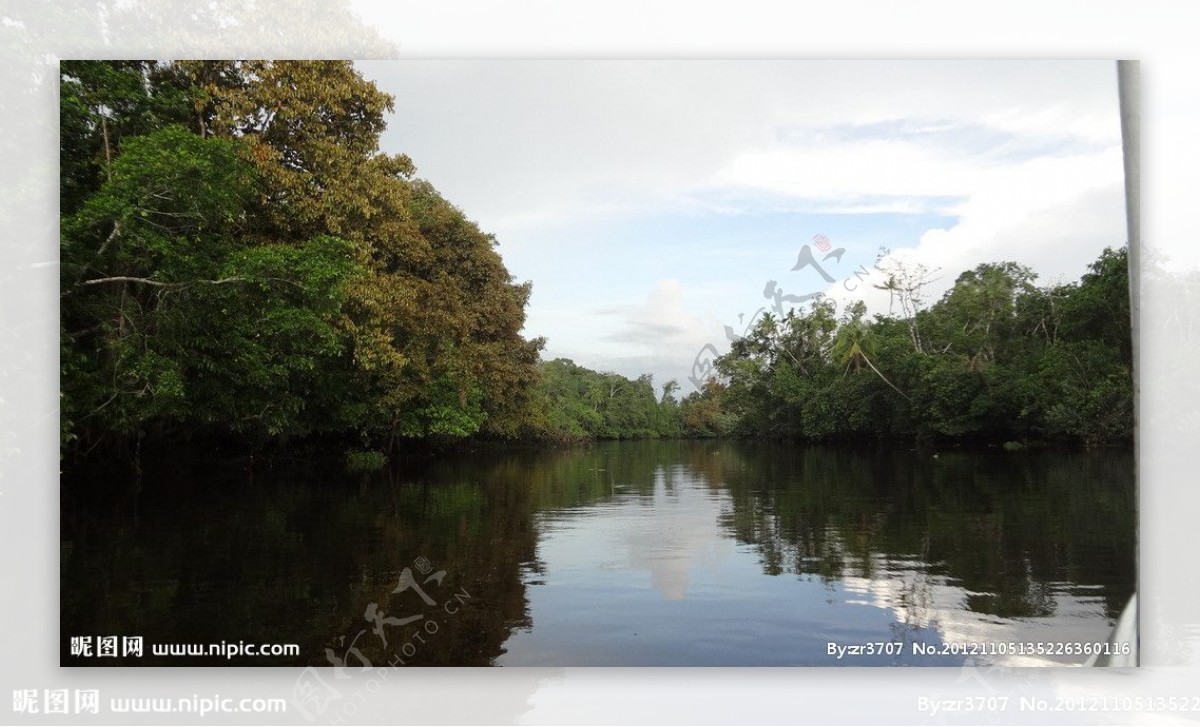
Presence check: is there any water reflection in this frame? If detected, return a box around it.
[60,441,1134,666]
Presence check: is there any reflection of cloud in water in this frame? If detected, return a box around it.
[836,545,1116,666]
[520,448,1126,667]
[616,466,734,600]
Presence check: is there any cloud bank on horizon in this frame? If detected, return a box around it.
[355,60,1126,392]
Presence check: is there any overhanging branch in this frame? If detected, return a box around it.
[77,275,248,289]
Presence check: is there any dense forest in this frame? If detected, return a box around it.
[60,61,1133,463]
[684,247,1133,445]
[531,245,1132,446]
[60,60,544,458]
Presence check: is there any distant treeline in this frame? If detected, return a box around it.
[60,61,1132,462]
[528,244,1132,446]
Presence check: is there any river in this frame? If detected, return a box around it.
[60,440,1135,667]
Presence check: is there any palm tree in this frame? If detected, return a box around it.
[830,306,911,402]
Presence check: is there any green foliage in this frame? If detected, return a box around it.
[709,247,1133,445]
[344,450,388,471]
[680,379,736,438]
[58,60,1133,456]
[60,61,544,457]
[525,359,688,441]
[60,61,194,216]
[397,375,489,438]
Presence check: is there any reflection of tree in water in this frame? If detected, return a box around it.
[291,442,701,667]
[705,443,1134,620]
[314,455,546,667]
[61,450,540,667]
[61,441,1134,666]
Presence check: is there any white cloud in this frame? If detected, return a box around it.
[713,137,978,205]
[357,61,1121,240]
[537,279,716,390]
[819,151,1127,317]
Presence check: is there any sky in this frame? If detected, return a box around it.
[354,60,1126,393]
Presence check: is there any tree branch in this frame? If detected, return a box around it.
[96,220,121,258]
[77,275,248,289]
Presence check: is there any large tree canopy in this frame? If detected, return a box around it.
[61,61,543,455]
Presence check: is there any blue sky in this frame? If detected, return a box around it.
[354,61,1126,392]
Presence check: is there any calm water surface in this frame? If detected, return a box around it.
[61,441,1135,666]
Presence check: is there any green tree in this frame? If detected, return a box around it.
[60,61,545,456]
[61,125,363,448]
[658,380,684,437]
[709,247,1132,446]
